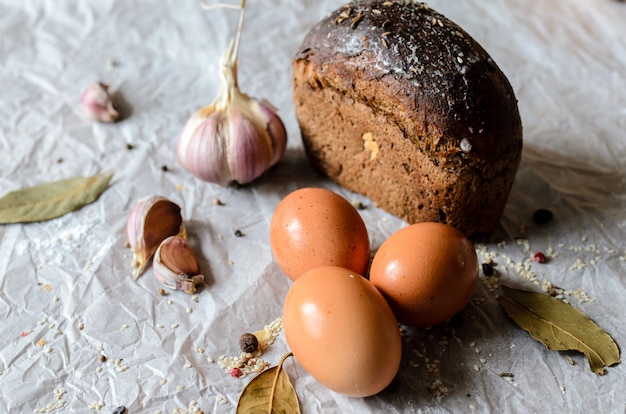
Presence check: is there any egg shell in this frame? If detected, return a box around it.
[369,222,479,327]
[283,266,402,397]
[269,187,370,280]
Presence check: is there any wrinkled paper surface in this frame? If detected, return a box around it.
[1,0,625,412]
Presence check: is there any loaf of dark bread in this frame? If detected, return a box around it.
[292,0,523,236]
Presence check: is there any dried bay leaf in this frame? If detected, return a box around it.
[500,285,620,375]
[0,172,113,224]
[237,352,301,414]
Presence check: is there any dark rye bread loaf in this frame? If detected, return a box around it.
[292,0,523,236]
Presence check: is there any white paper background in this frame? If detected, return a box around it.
[1,0,625,413]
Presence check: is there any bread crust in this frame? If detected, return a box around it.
[293,0,523,235]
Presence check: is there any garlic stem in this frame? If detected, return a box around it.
[176,0,286,186]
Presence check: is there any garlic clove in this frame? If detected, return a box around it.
[256,100,287,167]
[126,195,185,280]
[153,235,204,294]
[81,82,119,123]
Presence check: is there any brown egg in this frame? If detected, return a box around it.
[269,188,370,280]
[369,222,478,327]
[282,266,402,397]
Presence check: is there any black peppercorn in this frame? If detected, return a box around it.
[532,209,553,224]
[239,333,259,353]
[482,263,494,276]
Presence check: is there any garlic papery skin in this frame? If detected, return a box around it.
[81,82,119,123]
[176,42,287,186]
[126,195,186,280]
[153,235,204,294]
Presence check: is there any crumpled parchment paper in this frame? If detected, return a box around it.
[1,0,625,412]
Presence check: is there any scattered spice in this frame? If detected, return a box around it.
[99,354,107,363]
[230,367,243,378]
[126,143,135,150]
[213,198,224,206]
[239,333,259,353]
[161,165,169,172]
[218,317,283,378]
[234,229,244,237]
[533,252,546,263]
[112,406,127,414]
[532,209,553,224]
[158,288,167,296]
[481,262,494,276]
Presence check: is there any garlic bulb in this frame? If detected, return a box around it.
[126,195,186,279]
[81,82,119,123]
[176,2,287,186]
[153,235,204,294]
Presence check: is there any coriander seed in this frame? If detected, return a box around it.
[239,332,259,353]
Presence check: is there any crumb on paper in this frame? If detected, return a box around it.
[114,358,128,372]
[32,388,68,413]
[569,258,586,271]
[88,400,105,411]
[216,395,228,405]
[428,379,449,400]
